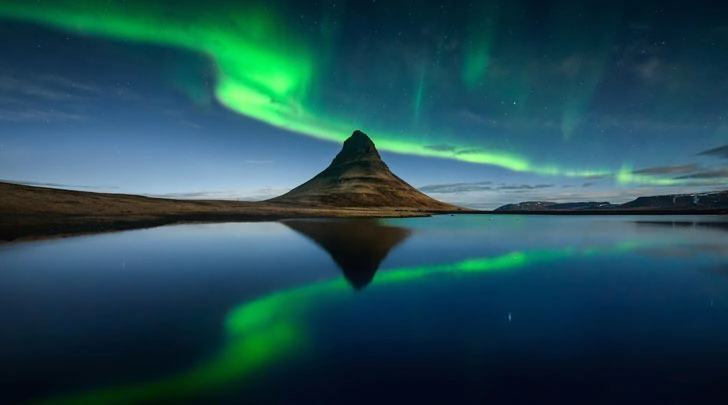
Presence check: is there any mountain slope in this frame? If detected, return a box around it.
[620,190,728,209]
[269,130,460,210]
[494,190,728,212]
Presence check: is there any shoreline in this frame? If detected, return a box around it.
[1,181,725,244]
[4,208,726,244]
[482,209,728,215]
[0,181,466,243]
[0,210,446,244]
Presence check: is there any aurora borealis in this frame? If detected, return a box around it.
[0,0,726,207]
[32,242,643,405]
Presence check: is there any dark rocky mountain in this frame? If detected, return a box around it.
[620,190,728,209]
[495,201,615,211]
[283,219,411,290]
[495,190,728,212]
[269,130,460,210]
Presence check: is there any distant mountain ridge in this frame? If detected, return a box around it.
[620,191,728,209]
[269,130,459,210]
[495,190,728,212]
[496,201,617,211]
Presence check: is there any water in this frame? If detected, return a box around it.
[2,215,728,404]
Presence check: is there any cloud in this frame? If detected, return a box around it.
[455,148,485,156]
[0,108,86,122]
[423,143,485,156]
[424,144,457,153]
[0,75,70,100]
[0,73,165,122]
[584,173,613,180]
[0,74,105,122]
[698,144,728,159]
[146,186,291,201]
[418,181,492,194]
[0,74,101,100]
[421,182,553,196]
[557,56,583,78]
[37,74,104,95]
[454,109,490,125]
[497,184,554,191]
[634,58,661,81]
[1,179,117,190]
[676,168,728,179]
[632,164,701,175]
[582,182,595,188]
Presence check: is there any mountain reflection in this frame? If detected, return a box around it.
[283,219,412,290]
[634,220,728,233]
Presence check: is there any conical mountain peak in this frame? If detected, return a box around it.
[330,130,383,168]
[268,130,461,210]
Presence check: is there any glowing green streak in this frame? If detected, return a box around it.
[561,102,584,140]
[615,164,679,186]
[462,47,490,89]
[462,3,495,89]
[0,0,313,126]
[0,0,626,182]
[615,164,728,186]
[553,5,619,141]
[36,242,649,405]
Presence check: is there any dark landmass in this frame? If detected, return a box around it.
[283,219,411,290]
[494,190,728,214]
[0,131,464,242]
[621,191,728,209]
[3,128,724,242]
[269,130,459,210]
[496,201,617,211]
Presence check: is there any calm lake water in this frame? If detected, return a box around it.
[2,215,728,404]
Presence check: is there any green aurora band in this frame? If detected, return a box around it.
[35,242,645,405]
[0,0,717,186]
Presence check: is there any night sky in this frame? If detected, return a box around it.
[1,0,726,209]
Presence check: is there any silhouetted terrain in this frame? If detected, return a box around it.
[284,219,411,290]
[270,130,459,210]
[0,131,461,242]
[495,190,728,214]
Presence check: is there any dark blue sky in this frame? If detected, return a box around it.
[0,0,726,208]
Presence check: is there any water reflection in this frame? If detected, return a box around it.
[34,242,646,405]
[634,219,728,233]
[283,219,412,290]
[632,219,728,261]
[9,216,728,404]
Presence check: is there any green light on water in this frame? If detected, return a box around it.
[35,243,644,405]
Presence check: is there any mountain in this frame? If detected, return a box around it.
[620,190,728,209]
[495,201,615,211]
[269,130,459,210]
[495,190,728,212]
[283,219,411,290]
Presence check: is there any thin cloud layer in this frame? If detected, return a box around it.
[419,181,493,194]
[677,168,728,179]
[698,144,728,159]
[633,164,700,175]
